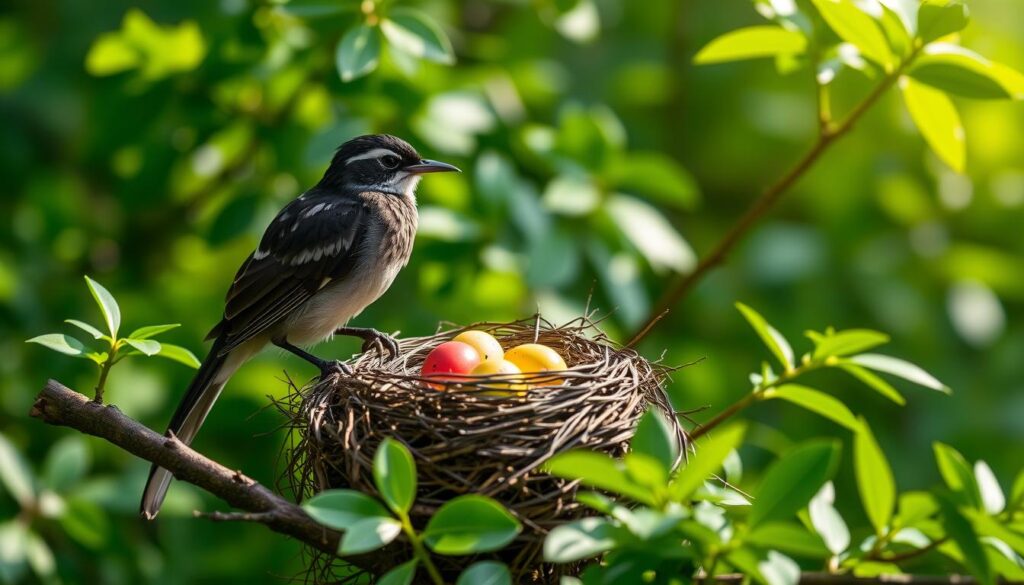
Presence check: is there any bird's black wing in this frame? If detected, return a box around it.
[213,194,368,354]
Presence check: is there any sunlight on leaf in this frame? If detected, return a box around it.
[849,353,950,393]
[855,420,895,535]
[26,334,87,357]
[336,24,380,82]
[84,276,121,338]
[737,303,794,371]
[695,26,808,65]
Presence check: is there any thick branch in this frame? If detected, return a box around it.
[29,379,339,555]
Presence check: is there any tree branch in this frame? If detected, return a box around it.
[28,379,340,556]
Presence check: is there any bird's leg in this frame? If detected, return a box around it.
[333,326,400,358]
[272,338,351,378]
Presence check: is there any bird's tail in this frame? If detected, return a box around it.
[140,336,243,519]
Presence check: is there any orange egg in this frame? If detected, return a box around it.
[452,330,505,362]
[503,343,567,387]
[470,359,529,395]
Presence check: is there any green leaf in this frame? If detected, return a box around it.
[338,516,402,555]
[155,343,201,368]
[65,319,106,340]
[373,438,417,515]
[379,559,418,585]
[457,561,511,585]
[837,362,906,405]
[59,497,110,549]
[759,550,801,585]
[1011,470,1024,511]
[764,384,861,431]
[669,424,746,502]
[26,334,87,357]
[301,489,392,531]
[895,491,939,527]
[694,26,808,64]
[849,353,950,393]
[127,324,180,339]
[934,442,982,508]
[544,517,618,563]
[747,522,830,558]
[737,302,794,371]
[84,275,121,338]
[336,24,380,82]
[855,421,896,535]
[380,9,454,65]
[607,152,700,209]
[624,453,668,493]
[42,437,89,493]
[902,73,966,170]
[809,329,890,359]
[423,495,521,555]
[908,45,1020,100]
[750,439,841,527]
[630,408,679,475]
[809,481,850,555]
[968,509,1024,557]
[607,194,696,274]
[124,338,161,356]
[810,0,893,68]
[545,451,654,505]
[917,0,969,43]
[938,494,994,585]
[974,461,1005,515]
[0,433,35,506]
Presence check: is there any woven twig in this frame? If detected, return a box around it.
[279,315,687,583]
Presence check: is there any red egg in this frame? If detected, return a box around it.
[421,341,482,384]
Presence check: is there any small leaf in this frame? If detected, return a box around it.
[896,491,939,527]
[155,344,201,368]
[457,561,511,585]
[127,324,180,340]
[84,275,121,338]
[124,338,161,356]
[764,384,861,431]
[694,26,808,64]
[809,329,890,359]
[855,421,896,535]
[544,517,618,563]
[908,45,1017,100]
[758,550,801,585]
[937,494,994,585]
[546,451,654,505]
[423,495,521,555]
[374,438,417,515]
[26,334,87,357]
[302,489,392,531]
[338,516,402,555]
[630,408,679,475]
[42,437,90,493]
[607,152,700,209]
[934,442,982,508]
[809,481,851,555]
[974,461,1005,515]
[750,439,841,527]
[837,362,906,405]
[746,522,830,558]
[901,76,965,172]
[65,319,106,340]
[917,0,970,43]
[850,353,950,393]
[737,302,794,371]
[0,432,35,506]
[336,24,380,82]
[670,424,746,502]
[810,0,893,68]
[380,9,454,65]
[379,559,418,585]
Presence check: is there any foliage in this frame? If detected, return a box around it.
[26,276,199,402]
[302,438,520,584]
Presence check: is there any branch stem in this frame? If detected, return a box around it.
[400,514,444,585]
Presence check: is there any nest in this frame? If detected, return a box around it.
[281,315,687,583]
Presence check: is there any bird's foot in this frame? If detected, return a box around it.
[336,327,400,359]
[319,359,352,379]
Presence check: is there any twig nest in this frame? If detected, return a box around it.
[283,316,686,582]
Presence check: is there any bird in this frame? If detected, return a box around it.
[140,134,459,519]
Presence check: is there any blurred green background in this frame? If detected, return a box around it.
[2,0,1022,582]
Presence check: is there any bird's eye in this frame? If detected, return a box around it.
[380,155,400,169]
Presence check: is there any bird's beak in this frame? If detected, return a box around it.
[406,159,461,174]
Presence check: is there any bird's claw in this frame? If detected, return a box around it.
[319,360,352,379]
[359,330,400,359]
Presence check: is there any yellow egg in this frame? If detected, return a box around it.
[453,330,505,362]
[470,359,529,395]
[503,343,567,386]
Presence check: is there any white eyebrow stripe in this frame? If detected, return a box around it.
[345,148,400,165]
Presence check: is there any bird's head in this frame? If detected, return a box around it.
[322,134,459,199]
